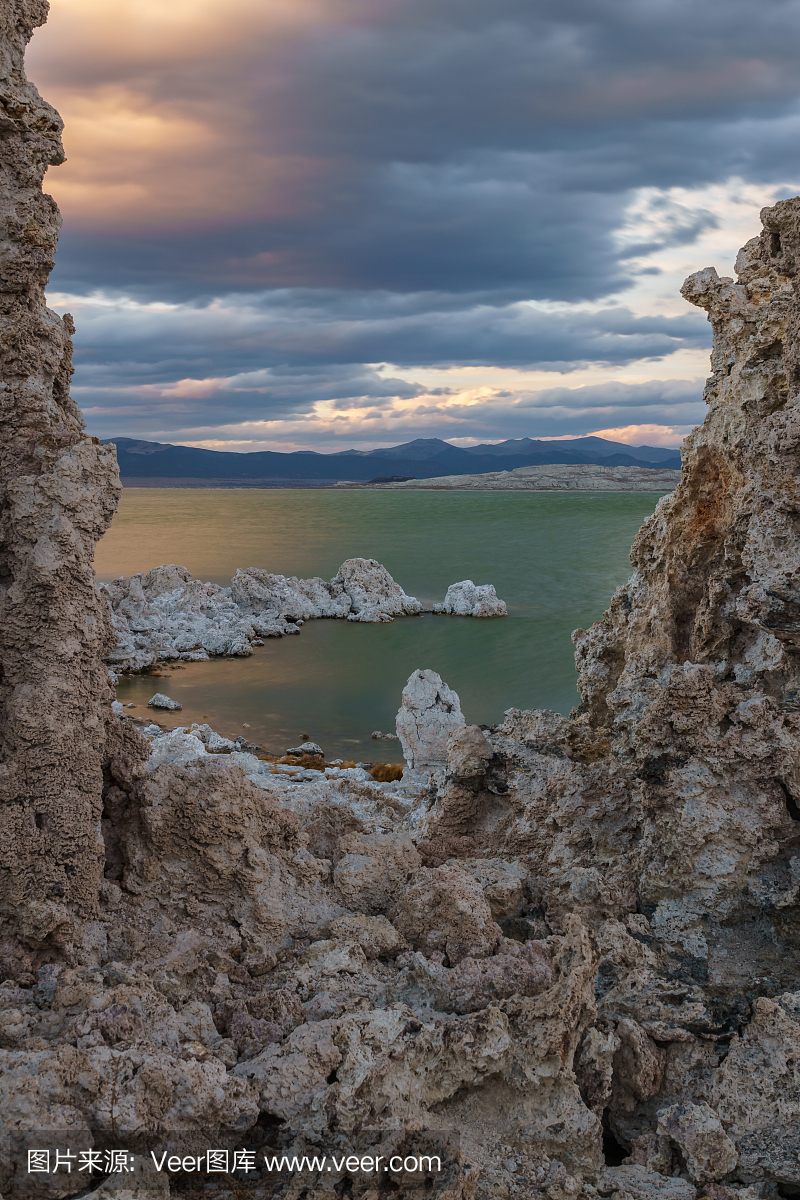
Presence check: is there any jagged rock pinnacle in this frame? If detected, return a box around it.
[0,0,125,953]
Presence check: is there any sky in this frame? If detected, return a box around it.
[28,0,800,453]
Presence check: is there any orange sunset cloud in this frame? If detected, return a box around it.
[27,0,345,229]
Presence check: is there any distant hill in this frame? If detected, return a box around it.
[459,435,680,463]
[103,435,682,486]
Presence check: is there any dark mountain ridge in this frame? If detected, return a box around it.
[103,435,682,485]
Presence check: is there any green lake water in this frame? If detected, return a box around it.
[95,488,663,760]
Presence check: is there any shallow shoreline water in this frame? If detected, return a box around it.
[100,488,664,758]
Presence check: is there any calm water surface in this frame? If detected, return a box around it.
[95,489,662,759]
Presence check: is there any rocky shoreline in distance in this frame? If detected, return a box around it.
[335,462,681,490]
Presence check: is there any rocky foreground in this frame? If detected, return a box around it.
[335,463,682,491]
[2,4,800,1199]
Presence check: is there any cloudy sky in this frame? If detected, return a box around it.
[29,0,800,453]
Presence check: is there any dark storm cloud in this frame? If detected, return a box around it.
[76,363,424,427]
[51,157,635,299]
[31,0,800,443]
[64,290,708,386]
[49,114,800,299]
[276,0,800,160]
[39,0,800,298]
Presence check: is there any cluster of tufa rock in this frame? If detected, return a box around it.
[3,6,800,1198]
[433,579,508,617]
[101,558,507,677]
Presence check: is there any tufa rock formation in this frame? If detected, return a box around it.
[433,579,508,617]
[102,558,506,678]
[3,5,800,1198]
[0,1,125,957]
[396,667,467,786]
[568,204,800,930]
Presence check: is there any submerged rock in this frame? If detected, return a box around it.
[286,740,324,756]
[147,692,182,710]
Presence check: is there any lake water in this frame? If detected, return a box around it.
[95,488,663,760]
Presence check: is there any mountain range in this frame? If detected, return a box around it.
[103,435,682,486]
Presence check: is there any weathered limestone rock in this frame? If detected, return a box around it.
[146,693,181,710]
[104,557,501,674]
[390,861,503,963]
[563,203,800,935]
[329,911,407,959]
[333,829,421,913]
[188,723,236,752]
[573,219,800,746]
[141,726,207,772]
[117,756,339,951]
[0,959,260,1195]
[405,198,800,1190]
[231,564,351,622]
[712,992,800,1184]
[331,556,422,621]
[433,579,508,617]
[103,566,274,673]
[656,1102,737,1183]
[396,668,466,783]
[445,723,496,777]
[0,0,127,952]
[597,1165,696,1200]
[286,740,323,756]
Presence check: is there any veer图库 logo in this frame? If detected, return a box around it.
[21,1131,456,1187]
